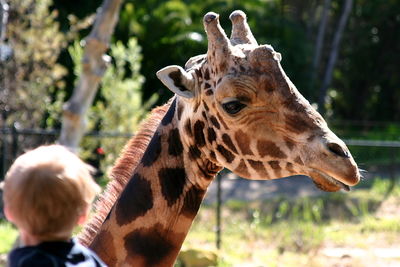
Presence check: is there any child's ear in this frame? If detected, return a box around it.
[76,206,89,226]
[77,214,88,226]
[4,205,15,223]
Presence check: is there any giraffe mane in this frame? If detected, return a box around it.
[78,100,172,246]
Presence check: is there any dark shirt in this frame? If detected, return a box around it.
[8,239,107,267]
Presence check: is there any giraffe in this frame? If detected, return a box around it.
[79,10,361,266]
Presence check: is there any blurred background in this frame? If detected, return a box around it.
[1,0,399,266]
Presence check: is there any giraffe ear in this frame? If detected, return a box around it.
[157,65,195,99]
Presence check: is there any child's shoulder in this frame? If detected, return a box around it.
[8,245,56,267]
[8,240,106,267]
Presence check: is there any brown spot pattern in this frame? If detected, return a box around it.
[115,174,153,226]
[216,112,229,130]
[194,120,206,147]
[210,116,220,129]
[90,230,117,267]
[193,102,200,113]
[189,145,202,160]
[195,69,202,79]
[257,140,287,159]
[207,127,217,143]
[124,224,177,266]
[217,145,235,163]
[263,76,274,93]
[181,186,206,219]
[141,132,162,167]
[177,102,184,121]
[204,68,210,80]
[203,101,210,111]
[286,162,294,173]
[285,114,314,134]
[161,98,176,126]
[248,159,268,177]
[168,128,183,156]
[294,156,304,165]
[184,119,192,136]
[197,165,214,180]
[209,151,216,160]
[219,62,227,72]
[269,161,282,177]
[158,167,187,207]
[284,137,295,151]
[268,161,281,170]
[307,135,316,142]
[283,94,307,113]
[222,133,238,154]
[235,159,250,177]
[234,130,253,155]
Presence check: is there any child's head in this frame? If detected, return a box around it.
[2,144,101,241]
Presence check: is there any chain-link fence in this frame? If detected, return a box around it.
[1,124,400,250]
[2,124,400,180]
[0,125,132,180]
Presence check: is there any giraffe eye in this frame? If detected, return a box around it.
[222,100,246,115]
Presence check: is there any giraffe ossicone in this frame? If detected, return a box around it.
[80,10,361,266]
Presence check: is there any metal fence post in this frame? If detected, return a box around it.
[1,127,7,179]
[385,147,397,197]
[11,123,18,159]
[216,171,222,250]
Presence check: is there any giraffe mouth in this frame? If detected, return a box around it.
[309,169,351,192]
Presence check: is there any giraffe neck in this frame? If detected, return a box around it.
[89,98,220,267]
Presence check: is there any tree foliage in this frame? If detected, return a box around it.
[110,0,400,124]
[68,37,156,174]
[113,0,314,105]
[2,0,400,133]
[1,0,67,128]
[331,0,400,122]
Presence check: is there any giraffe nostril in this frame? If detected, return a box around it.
[327,142,350,158]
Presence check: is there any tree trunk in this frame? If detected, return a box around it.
[318,0,353,116]
[0,0,8,42]
[0,0,10,125]
[310,0,331,92]
[58,0,123,152]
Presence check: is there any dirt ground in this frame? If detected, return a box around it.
[2,172,399,267]
[204,173,400,267]
[204,174,324,204]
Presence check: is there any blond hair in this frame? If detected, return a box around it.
[3,144,101,240]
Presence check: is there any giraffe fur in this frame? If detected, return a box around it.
[79,10,361,266]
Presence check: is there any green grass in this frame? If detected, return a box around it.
[2,177,400,267]
[0,222,18,254]
[181,207,400,266]
[179,177,400,266]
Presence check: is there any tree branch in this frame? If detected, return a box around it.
[318,0,353,116]
[58,0,123,152]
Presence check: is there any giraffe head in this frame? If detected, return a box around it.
[157,10,360,192]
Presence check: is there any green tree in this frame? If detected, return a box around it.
[68,37,156,175]
[113,0,314,105]
[330,0,400,122]
[115,0,204,104]
[6,0,397,132]
[1,0,67,128]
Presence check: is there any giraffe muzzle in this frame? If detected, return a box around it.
[309,169,352,192]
